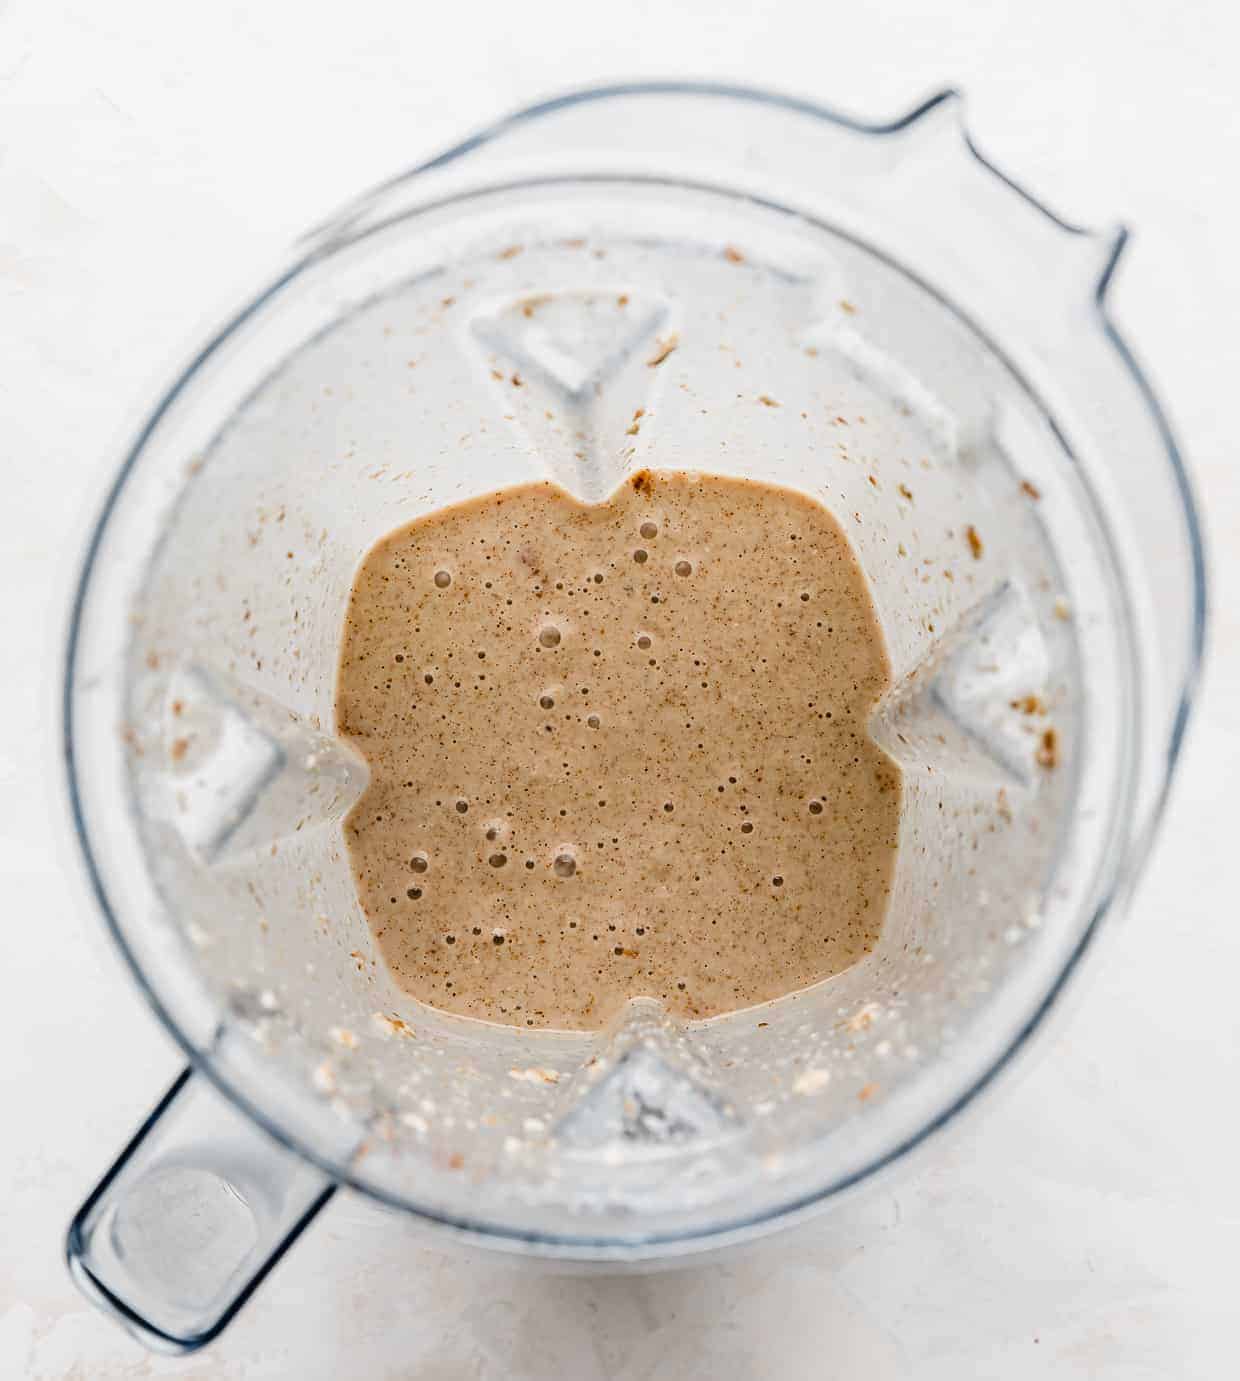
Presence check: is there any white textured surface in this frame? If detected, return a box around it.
[2,1,1237,1376]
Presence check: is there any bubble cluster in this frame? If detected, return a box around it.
[338,468,899,1031]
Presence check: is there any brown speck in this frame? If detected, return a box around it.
[373,1012,414,1038]
[858,1082,879,1102]
[758,395,781,408]
[630,469,655,496]
[1021,479,1042,500]
[996,788,1013,823]
[497,244,523,260]
[1010,694,1047,715]
[508,1066,561,1085]
[447,1152,464,1170]
[839,299,857,315]
[169,737,189,762]
[647,334,679,367]
[617,293,629,307]
[1036,727,1059,770]
[510,372,523,388]
[965,525,984,560]
[898,484,914,502]
[723,245,745,263]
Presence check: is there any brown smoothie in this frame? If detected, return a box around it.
[336,470,900,1030]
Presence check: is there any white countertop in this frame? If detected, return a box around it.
[2,2,1237,1376]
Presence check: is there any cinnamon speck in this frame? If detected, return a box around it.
[497,244,523,260]
[1021,479,1042,501]
[839,299,857,315]
[758,395,781,408]
[723,245,745,264]
[508,1066,562,1085]
[647,334,679,367]
[1036,727,1059,770]
[169,737,190,762]
[898,484,914,502]
[1010,694,1047,715]
[858,1081,879,1102]
[965,525,984,560]
[371,1011,415,1038]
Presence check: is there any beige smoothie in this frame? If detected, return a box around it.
[336,469,900,1030]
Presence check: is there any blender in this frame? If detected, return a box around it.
[62,83,1205,1352]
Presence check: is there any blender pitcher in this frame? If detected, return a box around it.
[63,84,1205,1353]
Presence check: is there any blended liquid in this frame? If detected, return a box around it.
[336,470,900,1030]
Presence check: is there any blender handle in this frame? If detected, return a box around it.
[65,1065,337,1354]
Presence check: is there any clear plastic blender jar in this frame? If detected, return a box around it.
[63,84,1205,1352]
